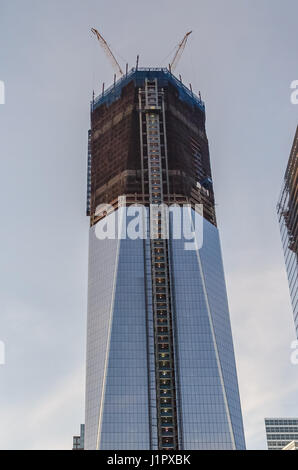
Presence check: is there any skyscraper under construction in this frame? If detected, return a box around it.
[84,68,246,450]
[277,126,298,337]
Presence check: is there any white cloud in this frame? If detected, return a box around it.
[0,365,85,450]
[227,266,298,449]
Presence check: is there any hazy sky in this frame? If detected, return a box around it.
[0,0,297,450]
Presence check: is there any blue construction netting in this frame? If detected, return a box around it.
[92,68,205,112]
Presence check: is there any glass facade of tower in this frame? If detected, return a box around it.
[171,219,245,449]
[84,69,245,450]
[277,127,298,337]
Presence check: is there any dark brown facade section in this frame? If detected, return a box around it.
[88,70,216,227]
[166,81,216,225]
[89,81,142,225]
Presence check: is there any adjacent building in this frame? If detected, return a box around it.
[84,68,245,450]
[72,424,85,450]
[265,418,298,450]
[277,126,298,336]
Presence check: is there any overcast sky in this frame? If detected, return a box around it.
[0,0,297,450]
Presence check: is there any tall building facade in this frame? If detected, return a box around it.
[277,126,298,337]
[84,68,245,450]
[265,418,298,450]
[72,424,85,450]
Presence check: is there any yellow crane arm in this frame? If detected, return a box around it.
[91,28,124,77]
[170,31,192,72]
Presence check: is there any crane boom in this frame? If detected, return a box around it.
[170,31,192,72]
[91,28,124,77]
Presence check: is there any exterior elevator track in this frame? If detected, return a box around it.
[139,79,179,450]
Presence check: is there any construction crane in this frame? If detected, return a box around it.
[91,28,124,77]
[169,31,192,72]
